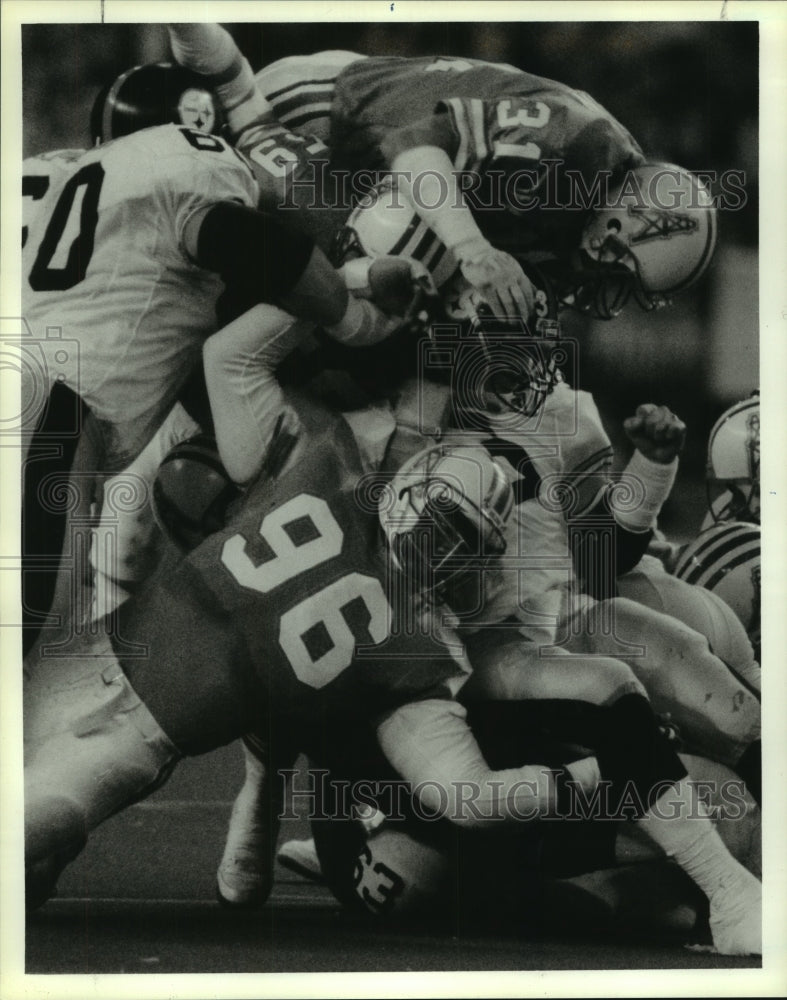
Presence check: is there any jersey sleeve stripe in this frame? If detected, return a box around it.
[273,95,334,119]
[468,98,488,166]
[276,114,332,136]
[444,97,471,169]
[571,446,614,475]
[266,78,339,101]
[278,102,333,123]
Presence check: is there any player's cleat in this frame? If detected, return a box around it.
[276,837,325,884]
[216,791,277,908]
[216,743,278,909]
[708,869,762,956]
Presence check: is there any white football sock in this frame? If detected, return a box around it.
[637,778,761,954]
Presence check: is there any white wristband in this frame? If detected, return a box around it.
[338,258,373,297]
[613,450,678,533]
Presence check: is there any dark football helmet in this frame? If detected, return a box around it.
[151,434,240,552]
[90,62,221,144]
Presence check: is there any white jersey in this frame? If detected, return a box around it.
[22,124,258,448]
[447,382,613,631]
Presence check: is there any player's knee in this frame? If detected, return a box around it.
[25,794,87,869]
[25,665,180,856]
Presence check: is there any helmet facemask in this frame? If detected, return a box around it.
[572,163,719,318]
[382,446,513,618]
[706,394,760,525]
[522,244,668,322]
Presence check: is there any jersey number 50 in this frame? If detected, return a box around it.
[221,493,391,689]
[27,162,105,292]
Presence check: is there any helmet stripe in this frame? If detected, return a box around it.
[675,523,759,582]
[101,64,138,143]
[677,531,759,586]
[702,545,760,593]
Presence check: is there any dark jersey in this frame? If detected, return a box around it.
[117,411,466,757]
[233,118,349,255]
[330,55,645,254]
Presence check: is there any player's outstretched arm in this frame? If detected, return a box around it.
[386,143,535,321]
[203,304,308,485]
[168,23,274,137]
[185,201,401,343]
[569,403,685,595]
[376,697,600,829]
[194,205,411,482]
[615,403,685,533]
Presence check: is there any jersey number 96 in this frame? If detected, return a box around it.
[221,493,391,689]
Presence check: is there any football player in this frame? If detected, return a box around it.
[167,25,717,327]
[274,438,761,955]
[293,752,761,944]
[329,183,763,762]
[261,194,762,786]
[196,217,759,911]
[27,412,762,953]
[24,407,608,911]
[22,60,425,641]
[644,393,761,660]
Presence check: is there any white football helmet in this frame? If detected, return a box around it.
[340,181,562,419]
[705,394,760,525]
[338,179,460,290]
[575,162,718,318]
[379,443,513,613]
[674,522,761,655]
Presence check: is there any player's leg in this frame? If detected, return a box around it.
[89,402,201,621]
[23,629,181,906]
[216,731,296,908]
[618,555,760,690]
[168,24,365,141]
[31,411,106,652]
[24,586,261,908]
[21,381,87,656]
[167,24,274,137]
[567,597,761,789]
[548,753,761,941]
[461,634,762,954]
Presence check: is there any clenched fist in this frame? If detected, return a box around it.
[623,403,686,464]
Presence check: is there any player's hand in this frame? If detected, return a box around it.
[368,256,437,316]
[454,238,535,320]
[623,403,686,464]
